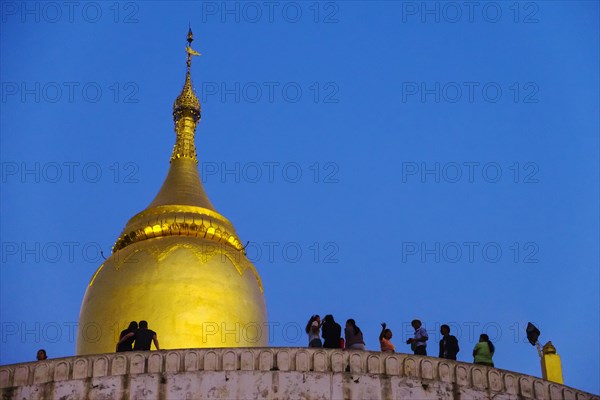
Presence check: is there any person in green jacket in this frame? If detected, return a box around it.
[473,333,495,367]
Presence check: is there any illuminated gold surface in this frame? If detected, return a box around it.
[146,158,215,210]
[77,30,267,355]
[112,205,243,252]
[77,237,266,353]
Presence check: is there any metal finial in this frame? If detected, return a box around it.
[184,28,201,72]
[187,28,193,45]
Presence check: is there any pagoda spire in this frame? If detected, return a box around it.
[110,28,258,254]
[141,28,215,211]
[171,28,202,163]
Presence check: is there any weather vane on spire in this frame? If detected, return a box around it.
[185,28,201,72]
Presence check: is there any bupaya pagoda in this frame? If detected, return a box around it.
[76,30,267,355]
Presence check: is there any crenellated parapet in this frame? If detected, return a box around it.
[1,348,597,400]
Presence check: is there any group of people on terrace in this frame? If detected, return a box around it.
[306,315,495,367]
[34,316,493,368]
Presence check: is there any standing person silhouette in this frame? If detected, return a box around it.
[133,321,160,351]
[321,315,342,348]
[116,321,138,352]
[439,324,460,360]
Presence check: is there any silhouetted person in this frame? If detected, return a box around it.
[406,319,428,355]
[379,322,395,352]
[438,324,459,360]
[473,333,494,367]
[344,319,365,350]
[305,315,322,348]
[321,314,342,348]
[116,321,138,352]
[133,320,160,351]
[36,349,47,361]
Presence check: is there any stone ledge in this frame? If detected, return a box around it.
[0,348,597,400]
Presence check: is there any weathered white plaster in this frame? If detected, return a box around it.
[0,348,597,400]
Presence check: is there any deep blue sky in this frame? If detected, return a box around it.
[1,0,598,394]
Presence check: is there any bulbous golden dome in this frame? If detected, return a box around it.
[77,237,266,353]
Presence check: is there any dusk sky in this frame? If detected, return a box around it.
[1,1,599,394]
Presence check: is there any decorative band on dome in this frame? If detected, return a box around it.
[113,205,245,253]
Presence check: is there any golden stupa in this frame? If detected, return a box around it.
[76,30,267,354]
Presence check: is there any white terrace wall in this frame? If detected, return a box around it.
[0,348,598,400]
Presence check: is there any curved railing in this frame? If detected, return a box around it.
[1,348,597,400]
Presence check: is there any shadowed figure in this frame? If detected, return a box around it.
[116,321,138,352]
[321,315,342,348]
[439,324,460,360]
